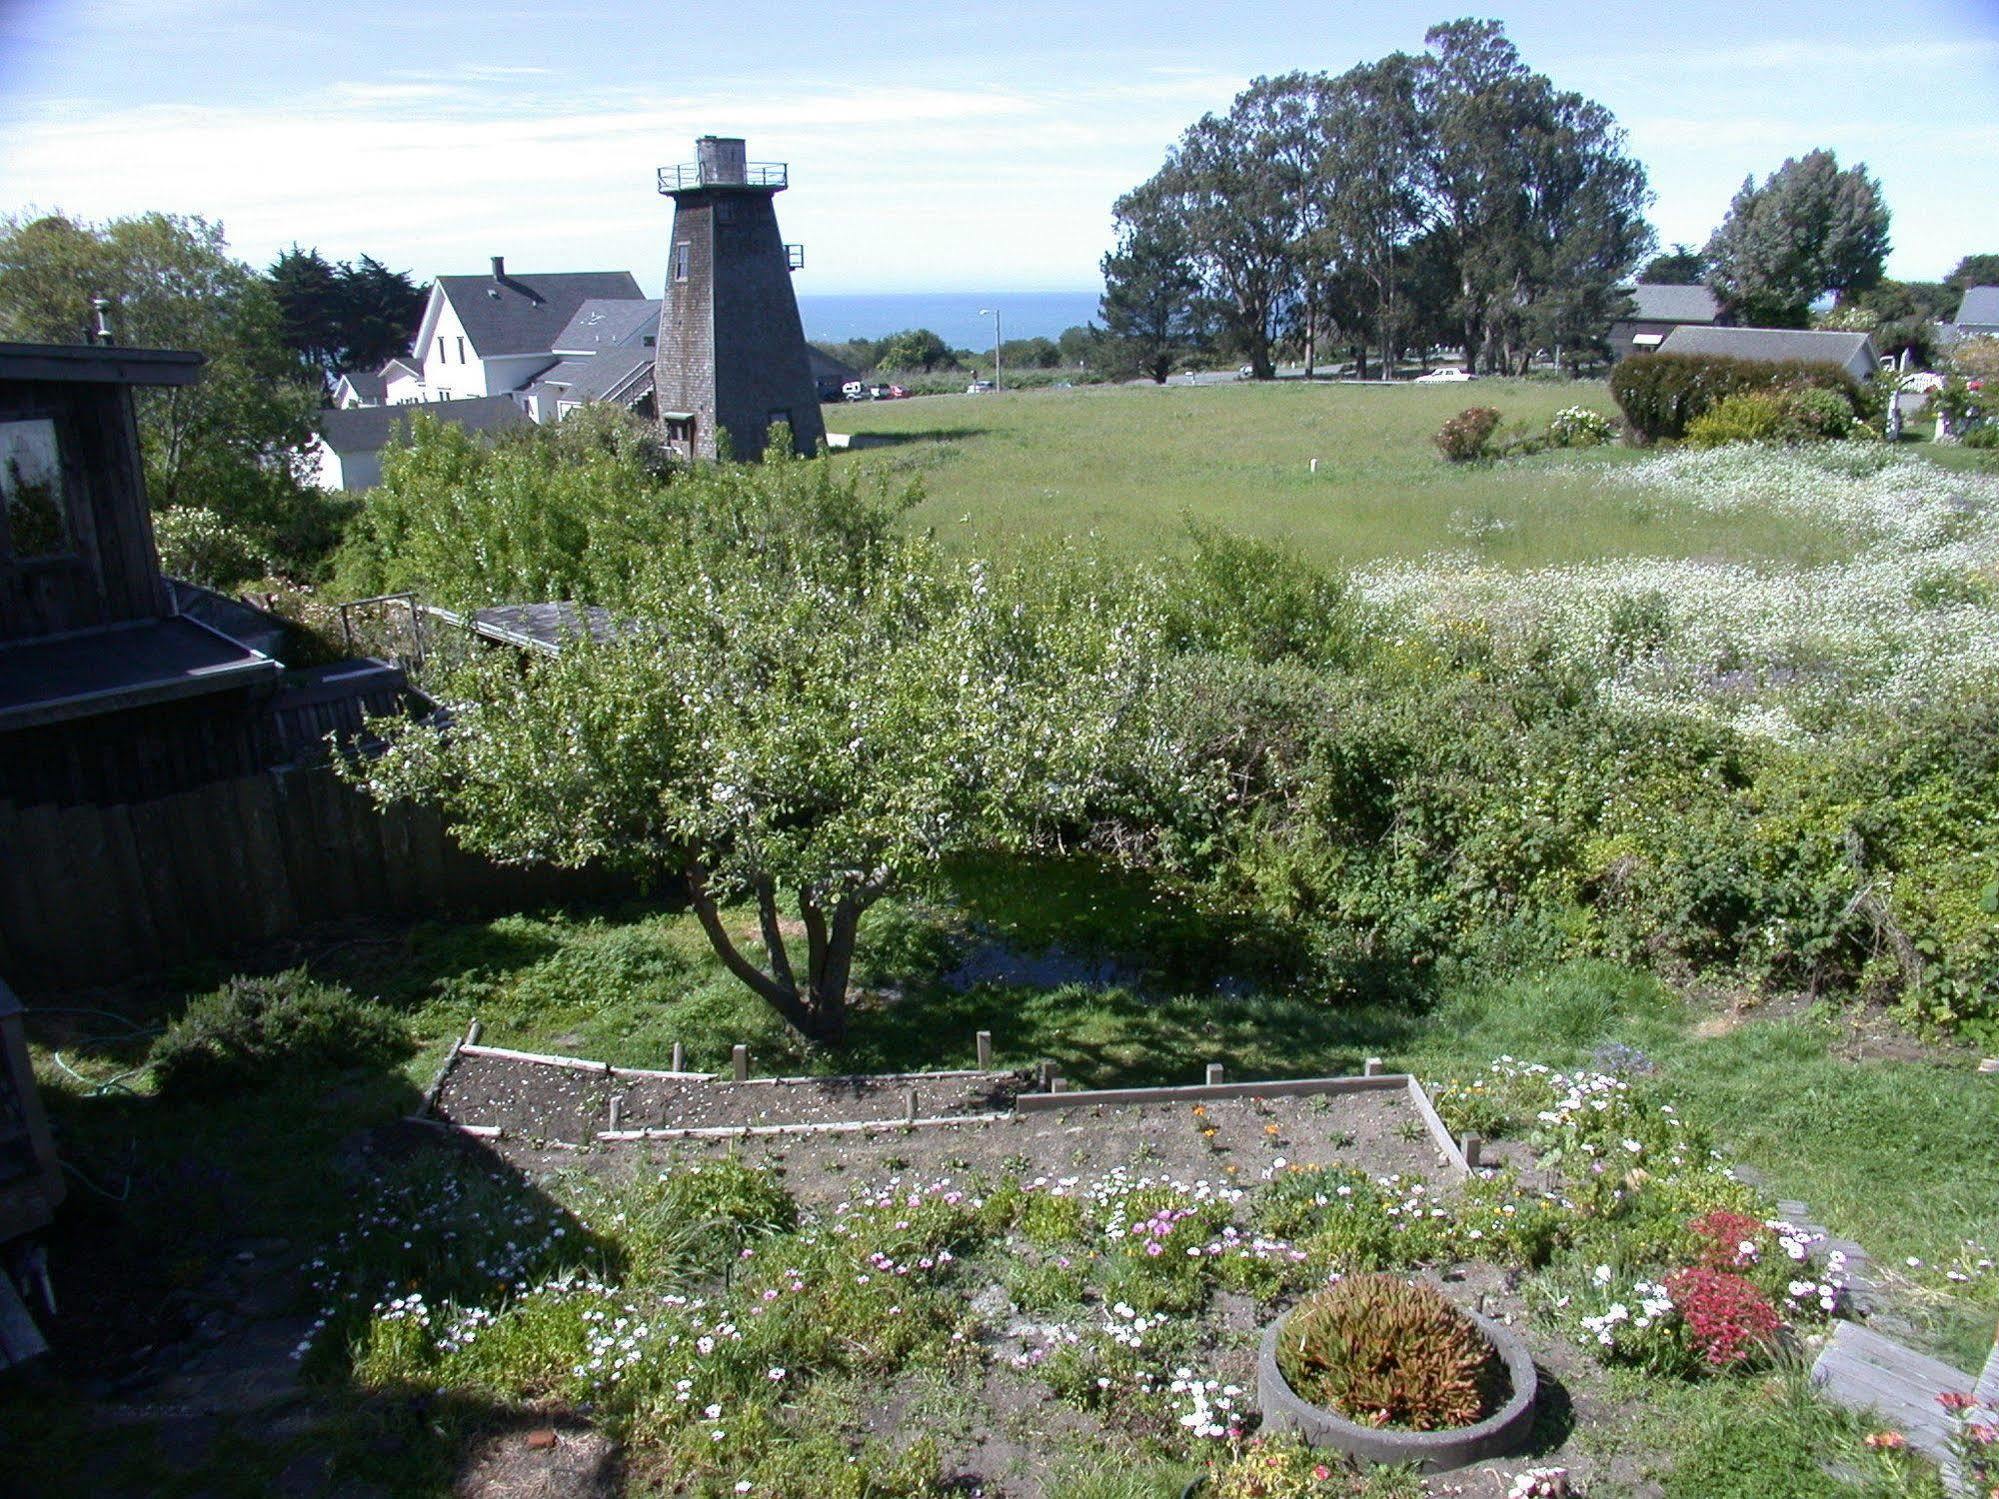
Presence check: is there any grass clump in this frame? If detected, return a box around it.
[1275,1274,1503,1431]
[148,968,408,1099]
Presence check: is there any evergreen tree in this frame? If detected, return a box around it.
[1704,150,1890,327]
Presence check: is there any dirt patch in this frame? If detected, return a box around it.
[435,1055,1023,1144]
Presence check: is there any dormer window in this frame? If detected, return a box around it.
[0,417,69,561]
[457,336,467,363]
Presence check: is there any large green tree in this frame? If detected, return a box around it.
[268,246,426,382]
[1946,254,1999,293]
[344,441,1159,1044]
[0,211,332,572]
[1703,150,1890,327]
[1099,180,1211,382]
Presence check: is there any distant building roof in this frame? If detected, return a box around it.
[1657,325,1879,374]
[432,270,645,358]
[1625,284,1721,324]
[808,345,862,384]
[379,358,422,380]
[333,369,386,402]
[1955,285,1999,328]
[552,299,661,355]
[314,395,529,459]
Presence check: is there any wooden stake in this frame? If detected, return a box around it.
[1363,1056,1383,1077]
[976,1031,992,1070]
[608,1095,623,1132]
[1205,1062,1225,1086]
[906,1088,919,1123]
[732,1044,749,1083]
[672,1041,685,1073]
[465,1018,483,1046]
[1049,1076,1067,1094]
[1458,1132,1482,1168]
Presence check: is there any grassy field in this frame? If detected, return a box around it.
[824,379,1864,569]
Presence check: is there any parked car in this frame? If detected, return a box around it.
[841,380,867,402]
[886,384,908,399]
[966,379,995,395]
[1414,368,1475,383]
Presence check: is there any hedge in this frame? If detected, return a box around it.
[1609,352,1862,445]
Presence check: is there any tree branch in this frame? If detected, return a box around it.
[755,878,797,995]
[685,864,811,1031]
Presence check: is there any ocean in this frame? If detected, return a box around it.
[796,291,1102,349]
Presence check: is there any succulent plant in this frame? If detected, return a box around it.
[1275,1274,1504,1431]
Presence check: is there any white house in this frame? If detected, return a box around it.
[404,257,644,401]
[1953,286,1999,338]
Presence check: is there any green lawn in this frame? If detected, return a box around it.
[823,379,1859,569]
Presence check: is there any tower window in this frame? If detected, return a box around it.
[674,243,691,282]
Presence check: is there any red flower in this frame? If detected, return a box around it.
[1941,1391,1978,1412]
[1665,1267,1783,1368]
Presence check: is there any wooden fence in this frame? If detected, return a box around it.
[0,764,630,991]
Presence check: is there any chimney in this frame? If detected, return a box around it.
[490,255,506,282]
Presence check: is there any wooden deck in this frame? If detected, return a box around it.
[1812,1320,1984,1491]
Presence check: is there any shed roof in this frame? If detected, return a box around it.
[1657,325,1877,371]
[0,616,279,731]
[0,342,205,387]
[1955,286,1999,327]
[313,394,529,459]
[432,271,645,358]
[1625,284,1720,324]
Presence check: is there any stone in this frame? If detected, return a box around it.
[525,1428,559,1450]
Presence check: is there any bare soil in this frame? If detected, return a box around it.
[434,1054,1023,1144]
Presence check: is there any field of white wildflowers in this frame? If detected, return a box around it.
[1360,447,1999,740]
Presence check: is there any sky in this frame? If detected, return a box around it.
[0,0,1995,296]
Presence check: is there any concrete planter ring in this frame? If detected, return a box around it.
[1257,1302,1539,1473]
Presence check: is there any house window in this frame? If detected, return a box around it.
[674,242,691,282]
[457,336,466,363]
[436,336,447,363]
[664,414,695,451]
[0,417,69,560]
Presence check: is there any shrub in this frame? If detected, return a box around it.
[149,969,409,1098]
[1610,352,1861,444]
[1274,1274,1503,1430]
[1686,391,1790,447]
[1664,1267,1783,1369]
[1963,423,1999,450]
[153,505,268,590]
[1547,405,1616,448]
[1433,407,1503,463]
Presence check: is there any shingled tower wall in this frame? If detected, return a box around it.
[654,136,826,462]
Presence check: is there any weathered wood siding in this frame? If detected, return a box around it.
[0,766,633,991]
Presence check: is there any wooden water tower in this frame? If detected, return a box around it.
[654,136,826,462]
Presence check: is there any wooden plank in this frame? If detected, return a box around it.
[600,1111,1015,1142]
[1404,1077,1473,1178]
[1014,1073,1409,1114]
[99,801,160,971]
[1812,1321,1971,1466]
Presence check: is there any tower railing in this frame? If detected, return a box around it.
[657,161,789,193]
[785,244,805,271]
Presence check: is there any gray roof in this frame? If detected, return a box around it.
[314,395,528,458]
[334,369,386,401]
[0,341,205,387]
[1657,325,1878,371]
[552,299,660,355]
[1955,286,1999,328]
[559,350,654,407]
[434,270,644,358]
[1625,284,1720,324]
[379,358,421,380]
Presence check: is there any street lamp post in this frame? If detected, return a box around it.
[979,306,1001,391]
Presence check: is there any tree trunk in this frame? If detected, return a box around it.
[682,866,873,1045]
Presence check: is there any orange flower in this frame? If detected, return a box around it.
[1264,1123,1280,1136]
[1865,1430,1906,1450]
